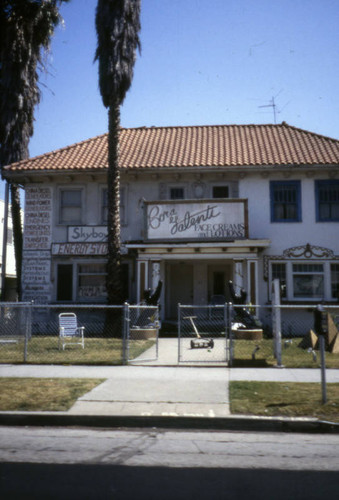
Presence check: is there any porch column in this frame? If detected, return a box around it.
[151,261,163,320]
[136,260,148,304]
[151,261,161,293]
[233,260,244,297]
[247,259,259,305]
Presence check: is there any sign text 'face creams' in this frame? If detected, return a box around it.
[146,201,246,240]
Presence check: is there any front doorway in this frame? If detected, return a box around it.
[207,264,232,302]
[166,263,193,318]
[165,262,233,319]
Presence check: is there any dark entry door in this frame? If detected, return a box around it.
[167,263,193,318]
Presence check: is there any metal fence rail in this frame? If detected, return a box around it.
[0,302,161,365]
[273,305,339,368]
[0,302,32,363]
[1,303,126,365]
[231,304,275,367]
[126,305,160,363]
[1,301,339,368]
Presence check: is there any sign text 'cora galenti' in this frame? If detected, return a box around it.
[146,200,248,240]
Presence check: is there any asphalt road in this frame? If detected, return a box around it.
[1,427,339,499]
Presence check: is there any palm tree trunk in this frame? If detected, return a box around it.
[103,99,124,337]
[106,98,123,305]
[10,183,23,300]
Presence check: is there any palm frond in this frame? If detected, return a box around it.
[95,0,141,108]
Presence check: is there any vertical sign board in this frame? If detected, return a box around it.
[146,199,248,240]
[22,186,52,303]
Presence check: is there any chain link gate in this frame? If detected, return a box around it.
[178,304,232,364]
[125,304,160,363]
[0,302,32,362]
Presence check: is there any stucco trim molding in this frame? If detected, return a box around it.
[263,243,339,280]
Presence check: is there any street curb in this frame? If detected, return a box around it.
[0,412,338,434]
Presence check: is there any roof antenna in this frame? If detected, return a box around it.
[258,90,288,124]
[259,95,279,124]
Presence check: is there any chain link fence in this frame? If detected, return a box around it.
[274,305,339,368]
[125,304,160,363]
[1,301,339,368]
[0,303,32,362]
[0,303,159,365]
[231,304,275,367]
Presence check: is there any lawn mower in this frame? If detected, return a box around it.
[184,315,214,349]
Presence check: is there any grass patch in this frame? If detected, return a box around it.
[0,337,154,365]
[230,381,339,422]
[0,377,105,411]
[232,338,339,368]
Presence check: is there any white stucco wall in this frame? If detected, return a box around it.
[241,174,339,255]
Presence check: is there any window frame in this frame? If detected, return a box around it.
[77,262,107,302]
[269,260,339,302]
[315,180,339,222]
[212,185,230,199]
[271,262,287,298]
[59,187,83,225]
[169,186,185,200]
[55,261,107,303]
[331,263,339,301]
[292,263,324,300]
[270,180,301,223]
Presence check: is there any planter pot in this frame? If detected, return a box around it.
[233,329,263,341]
[130,328,157,340]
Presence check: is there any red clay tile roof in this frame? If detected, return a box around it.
[4,123,339,174]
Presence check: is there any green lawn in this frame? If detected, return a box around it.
[232,338,339,368]
[0,378,105,411]
[230,381,339,422]
[0,337,154,365]
[0,335,338,367]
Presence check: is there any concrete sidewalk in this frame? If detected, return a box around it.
[0,364,339,433]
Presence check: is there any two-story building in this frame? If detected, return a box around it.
[3,122,339,321]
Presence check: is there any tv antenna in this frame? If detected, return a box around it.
[258,90,289,124]
[258,95,280,124]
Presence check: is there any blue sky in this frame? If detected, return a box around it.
[1,0,338,198]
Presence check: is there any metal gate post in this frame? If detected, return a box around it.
[227,303,234,366]
[178,303,181,363]
[223,302,228,363]
[272,279,282,367]
[122,302,129,364]
[24,303,32,363]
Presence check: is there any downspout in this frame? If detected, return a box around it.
[1,181,9,300]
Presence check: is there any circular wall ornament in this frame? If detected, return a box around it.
[192,181,206,198]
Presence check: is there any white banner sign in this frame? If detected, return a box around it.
[146,200,247,240]
[68,226,108,242]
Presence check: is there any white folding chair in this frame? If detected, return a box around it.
[58,312,85,350]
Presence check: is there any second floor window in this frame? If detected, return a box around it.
[270,180,301,222]
[213,186,229,198]
[60,189,82,224]
[315,180,339,222]
[170,187,185,200]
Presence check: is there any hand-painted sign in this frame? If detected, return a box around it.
[146,200,247,240]
[24,186,52,250]
[52,242,108,255]
[68,226,108,242]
